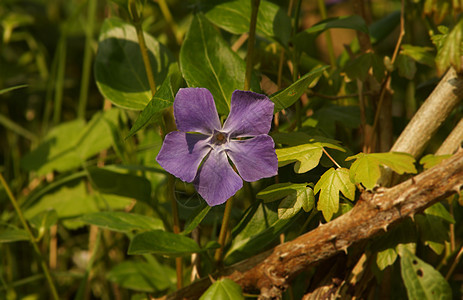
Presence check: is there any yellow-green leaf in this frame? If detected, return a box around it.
[347,152,416,189]
[314,168,355,221]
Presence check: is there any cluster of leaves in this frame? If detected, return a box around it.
[1,0,462,299]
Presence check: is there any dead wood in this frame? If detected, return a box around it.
[165,149,463,300]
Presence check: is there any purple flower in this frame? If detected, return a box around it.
[156,88,278,206]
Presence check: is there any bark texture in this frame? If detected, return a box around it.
[165,149,463,300]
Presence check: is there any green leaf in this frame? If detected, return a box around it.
[396,54,417,80]
[202,0,291,46]
[128,230,201,256]
[28,209,58,238]
[276,140,345,173]
[94,17,175,110]
[0,229,29,243]
[81,212,164,233]
[399,247,452,300]
[107,260,174,292]
[200,278,244,300]
[369,11,400,44]
[415,203,453,255]
[420,154,452,169]
[306,15,369,34]
[126,67,183,138]
[347,152,417,190]
[432,19,463,74]
[87,166,151,203]
[0,84,28,95]
[256,183,314,219]
[401,44,435,67]
[343,52,385,82]
[314,168,355,221]
[21,109,120,175]
[24,180,132,229]
[292,15,368,51]
[376,247,398,271]
[182,202,211,235]
[270,66,328,113]
[224,201,296,265]
[180,14,258,115]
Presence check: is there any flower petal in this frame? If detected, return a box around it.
[194,150,242,206]
[227,135,278,182]
[174,88,221,134]
[222,90,274,137]
[156,132,211,182]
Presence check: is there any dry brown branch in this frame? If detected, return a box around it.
[165,149,463,300]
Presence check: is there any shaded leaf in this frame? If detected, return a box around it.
[81,211,164,233]
[401,44,435,67]
[202,0,291,46]
[314,168,355,221]
[182,202,211,235]
[107,260,174,292]
[128,230,201,256]
[29,209,58,238]
[200,278,244,300]
[399,247,452,300]
[180,14,258,115]
[347,152,417,190]
[257,182,314,219]
[224,201,296,265]
[396,54,417,80]
[94,17,175,110]
[270,66,328,113]
[127,68,183,138]
[0,229,29,243]
[87,166,151,203]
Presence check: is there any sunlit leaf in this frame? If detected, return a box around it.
[314,168,355,221]
[277,140,345,173]
[200,278,244,300]
[432,19,463,74]
[376,247,397,271]
[347,152,417,190]
[21,109,120,175]
[399,247,452,300]
[420,154,452,169]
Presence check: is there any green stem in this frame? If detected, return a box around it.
[214,197,234,265]
[130,0,157,95]
[53,30,67,125]
[0,174,59,300]
[244,0,260,90]
[77,0,97,119]
[292,0,302,129]
[316,0,336,67]
[168,174,183,289]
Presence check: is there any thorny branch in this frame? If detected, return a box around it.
[165,148,463,300]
